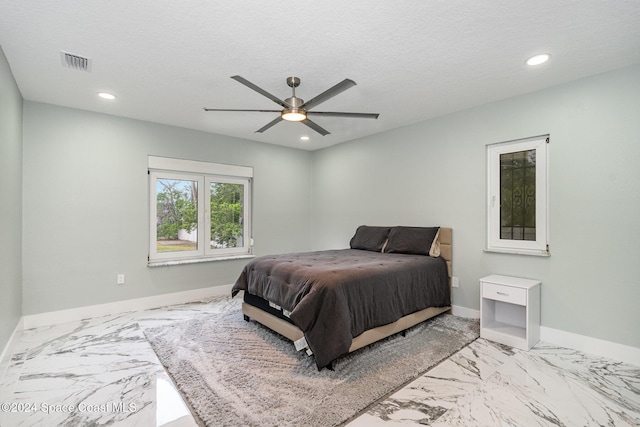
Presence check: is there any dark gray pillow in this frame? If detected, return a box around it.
[385,226,440,256]
[350,226,391,252]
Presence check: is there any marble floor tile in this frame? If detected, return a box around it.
[2,297,639,427]
[353,339,640,427]
[0,300,218,427]
[347,339,518,426]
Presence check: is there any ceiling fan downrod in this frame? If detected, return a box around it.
[283,76,305,121]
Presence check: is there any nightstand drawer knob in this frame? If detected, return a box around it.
[497,291,509,296]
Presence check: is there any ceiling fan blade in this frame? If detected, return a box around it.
[302,118,330,136]
[231,76,289,108]
[306,111,379,119]
[203,108,282,113]
[301,79,356,111]
[255,116,283,133]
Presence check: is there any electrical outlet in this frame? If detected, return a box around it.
[451,276,459,288]
[117,274,125,285]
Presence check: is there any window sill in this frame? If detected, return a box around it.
[484,248,550,257]
[148,254,254,267]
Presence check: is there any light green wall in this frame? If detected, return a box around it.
[21,102,313,315]
[312,65,640,349]
[0,46,23,349]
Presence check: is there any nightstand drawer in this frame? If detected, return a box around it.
[482,282,526,305]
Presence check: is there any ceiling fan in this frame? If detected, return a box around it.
[204,76,379,136]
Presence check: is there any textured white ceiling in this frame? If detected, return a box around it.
[1,1,639,150]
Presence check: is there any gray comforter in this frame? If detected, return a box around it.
[232,249,450,369]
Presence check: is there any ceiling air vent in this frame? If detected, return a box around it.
[60,51,91,72]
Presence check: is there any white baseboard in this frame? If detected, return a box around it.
[540,326,640,367]
[0,317,24,380]
[451,305,638,366]
[451,305,480,318]
[22,284,233,330]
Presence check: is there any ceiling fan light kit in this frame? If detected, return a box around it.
[281,110,306,122]
[204,75,379,136]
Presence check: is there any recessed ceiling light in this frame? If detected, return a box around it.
[525,53,551,66]
[97,92,117,100]
[300,136,310,141]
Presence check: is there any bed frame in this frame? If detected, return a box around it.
[242,227,453,363]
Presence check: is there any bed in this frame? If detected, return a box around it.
[231,226,453,370]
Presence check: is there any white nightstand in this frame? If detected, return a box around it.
[480,275,541,350]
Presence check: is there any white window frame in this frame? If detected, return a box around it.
[486,135,549,256]
[148,156,253,265]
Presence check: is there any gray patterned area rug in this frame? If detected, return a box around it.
[144,297,479,427]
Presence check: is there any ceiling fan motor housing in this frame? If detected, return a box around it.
[285,96,304,108]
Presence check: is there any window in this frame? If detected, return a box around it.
[148,156,253,265]
[486,135,549,256]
